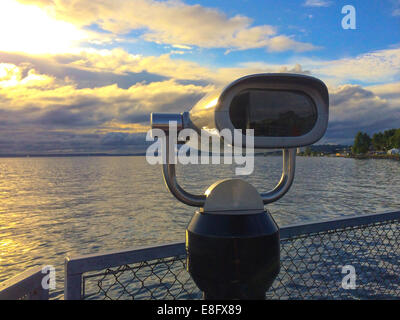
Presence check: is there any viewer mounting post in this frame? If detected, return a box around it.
[150,73,329,299]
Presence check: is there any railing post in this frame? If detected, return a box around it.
[0,266,49,300]
[64,257,82,300]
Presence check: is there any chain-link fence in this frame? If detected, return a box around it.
[82,256,201,300]
[66,211,400,300]
[268,219,400,299]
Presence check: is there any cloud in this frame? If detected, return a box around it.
[0,49,207,87]
[0,53,170,90]
[17,0,318,52]
[60,49,212,82]
[323,84,400,144]
[391,0,400,16]
[213,47,400,86]
[266,36,318,52]
[1,46,399,151]
[330,85,375,107]
[0,59,213,153]
[298,47,400,85]
[0,48,322,87]
[101,132,146,146]
[0,62,57,89]
[0,130,101,154]
[303,0,332,7]
[170,50,186,55]
[366,82,400,100]
[0,64,210,119]
[172,44,192,50]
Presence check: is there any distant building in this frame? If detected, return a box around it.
[387,148,400,155]
[297,147,305,154]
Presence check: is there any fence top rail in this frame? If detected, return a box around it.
[280,210,400,239]
[65,210,400,276]
[65,241,186,276]
[0,266,45,300]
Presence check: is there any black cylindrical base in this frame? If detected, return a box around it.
[186,211,280,300]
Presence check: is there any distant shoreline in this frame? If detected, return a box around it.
[346,154,400,160]
[0,151,398,161]
[0,153,147,158]
[298,154,400,161]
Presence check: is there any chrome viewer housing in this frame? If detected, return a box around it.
[150,73,329,207]
[188,73,329,149]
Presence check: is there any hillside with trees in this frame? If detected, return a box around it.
[352,129,400,155]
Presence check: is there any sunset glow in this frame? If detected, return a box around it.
[0,0,86,54]
[0,0,398,154]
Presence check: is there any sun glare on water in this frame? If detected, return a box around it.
[0,0,87,54]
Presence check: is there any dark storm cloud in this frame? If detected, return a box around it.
[100,132,146,146]
[331,85,375,106]
[156,93,205,113]
[322,85,400,144]
[38,107,105,127]
[120,113,149,124]
[0,100,110,129]
[120,91,205,125]
[0,129,148,154]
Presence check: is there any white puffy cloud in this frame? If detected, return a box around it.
[214,47,400,86]
[0,63,58,88]
[301,48,400,84]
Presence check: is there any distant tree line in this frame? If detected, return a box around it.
[352,129,400,154]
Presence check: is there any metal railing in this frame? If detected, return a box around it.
[64,210,400,300]
[270,211,400,299]
[0,266,49,300]
[64,242,191,300]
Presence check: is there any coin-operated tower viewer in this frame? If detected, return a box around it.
[150,73,329,299]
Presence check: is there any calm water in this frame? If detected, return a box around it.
[0,156,399,298]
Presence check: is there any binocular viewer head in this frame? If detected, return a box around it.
[151,73,329,149]
[150,73,329,207]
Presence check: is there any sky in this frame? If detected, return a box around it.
[0,0,399,154]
